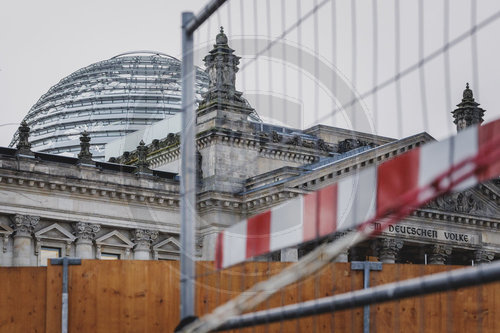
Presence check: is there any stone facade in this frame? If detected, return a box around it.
[1,31,499,267]
[0,142,181,266]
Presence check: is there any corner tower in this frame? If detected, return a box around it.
[196,28,258,193]
[452,83,485,131]
[196,27,254,133]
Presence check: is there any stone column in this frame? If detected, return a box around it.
[377,238,403,263]
[281,247,298,262]
[429,244,452,265]
[74,222,100,259]
[132,229,158,260]
[11,214,39,266]
[474,250,494,264]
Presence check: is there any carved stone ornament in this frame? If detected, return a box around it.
[377,238,403,262]
[337,138,373,154]
[109,133,180,164]
[77,131,93,163]
[301,140,316,149]
[34,236,42,256]
[316,139,332,152]
[429,244,452,265]
[452,83,485,132]
[427,190,491,216]
[271,131,282,143]
[16,121,33,155]
[286,135,302,146]
[132,229,159,246]
[199,27,251,110]
[196,236,204,250]
[474,250,494,264]
[74,222,101,241]
[11,214,39,237]
[135,140,152,174]
[2,234,9,253]
[196,150,203,182]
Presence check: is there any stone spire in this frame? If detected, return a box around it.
[135,140,152,174]
[452,83,485,132]
[198,26,253,115]
[16,121,33,155]
[78,131,93,164]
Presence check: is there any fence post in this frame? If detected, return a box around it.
[50,257,82,333]
[180,11,196,320]
[351,261,383,333]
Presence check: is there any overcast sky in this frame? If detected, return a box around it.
[1,0,500,147]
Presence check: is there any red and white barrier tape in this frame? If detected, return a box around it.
[215,120,500,269]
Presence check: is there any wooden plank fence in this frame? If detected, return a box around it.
[0,261,499,332]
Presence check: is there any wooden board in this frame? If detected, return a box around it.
[0,267,47,333]
[1,261,500,332]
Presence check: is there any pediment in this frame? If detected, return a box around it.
[153,237,180,253]
[0,224,13,235]
[426,187,499,219]
[95,230,134,248]
[35,223,76,242]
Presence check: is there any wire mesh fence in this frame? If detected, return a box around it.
[176,0,500,332]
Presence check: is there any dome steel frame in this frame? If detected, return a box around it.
[11,52,209,160]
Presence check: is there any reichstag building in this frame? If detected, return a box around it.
[1,29,498,267]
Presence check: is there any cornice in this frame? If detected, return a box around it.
[195,188,301,218]
[148,146,181,169]
[245,133,430,193]
[479,182,500,205]
[0,171,180,208]
[409,209,500,230]
[229,133,499,230]
[146,127,332,167]
[191,133,432,218]
[201,130,325,164]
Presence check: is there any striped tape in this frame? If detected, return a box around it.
[215,120,500,269]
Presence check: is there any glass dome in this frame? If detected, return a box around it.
[10,51,209,160]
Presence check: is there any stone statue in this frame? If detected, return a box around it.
[16,121,33,155]
[78,131,93,163]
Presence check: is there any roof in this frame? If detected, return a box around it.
[10,52,209,161]
[0,146,178,180]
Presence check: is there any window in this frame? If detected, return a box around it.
[101,253,120,260]
[40,247,61,266]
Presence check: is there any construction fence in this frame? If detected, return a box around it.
[0,260,498,332]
